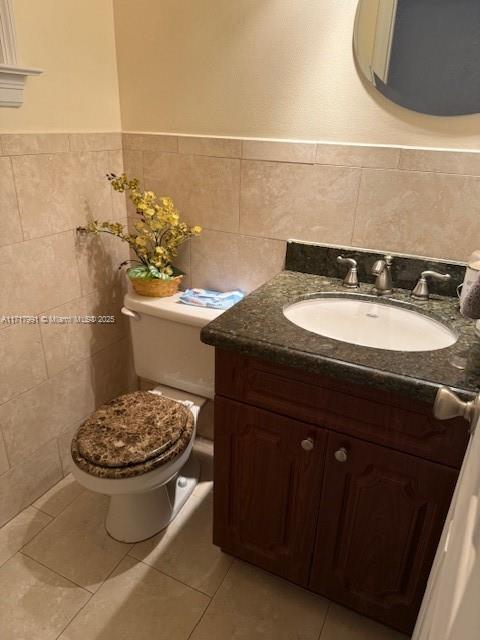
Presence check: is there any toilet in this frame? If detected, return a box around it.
[70,291,223,543]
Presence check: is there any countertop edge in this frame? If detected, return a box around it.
[201,325,477,404]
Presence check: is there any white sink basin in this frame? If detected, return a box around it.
[283,296,457,352]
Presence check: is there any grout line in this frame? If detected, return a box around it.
[192,225,286,245]
[185,557,236,639]
[126,554,218,600]
[51,545,136,639]
[53,591,94,640]
[8,155,27,243]
[0,427,11,470]
[32,479,86,520]
[19,548,93,593]
[350,167,364,245]
[0,508,54,571]
[317,600,332,640]
[0,334,126,411]
[237,157,242,233]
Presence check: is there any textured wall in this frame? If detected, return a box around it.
[0,133,135,527]
[1,0,121,132]
[114,0,480,149]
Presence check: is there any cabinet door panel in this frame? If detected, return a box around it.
[214,396,327,585]
[310,433,456,634]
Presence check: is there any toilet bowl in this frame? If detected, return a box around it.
[70,292,223,543]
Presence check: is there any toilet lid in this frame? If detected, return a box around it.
[75,391,192,468]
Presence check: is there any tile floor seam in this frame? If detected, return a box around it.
[125,553,217,600]
[31,486,86,520]
[18,548,97,593]
[15,549,92,597]
[185,556,238,640]
[53,590,94,640]
[317,600,332,640]
[53,546,135,640]
[0,511,53,570]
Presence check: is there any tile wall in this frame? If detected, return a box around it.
[0,133,136,527]
[2,130,479,527]
[124,133,480,295]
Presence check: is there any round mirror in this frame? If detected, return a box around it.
[353,0,480,116]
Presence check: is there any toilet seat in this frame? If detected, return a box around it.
[71,391,194,480]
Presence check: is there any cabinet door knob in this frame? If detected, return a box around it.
[301,438,314,451]
[334,447,348,463]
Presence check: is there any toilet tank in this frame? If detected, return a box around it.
[123,292,224,399]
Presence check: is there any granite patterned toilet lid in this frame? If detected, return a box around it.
[74,391,192,468]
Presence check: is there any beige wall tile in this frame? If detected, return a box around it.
[191,230,285,292]
[24,491,132,592]
[0,357,97,465]
[122,149,144,181]
[0,554,89,638]
[0,434,8,475]
[75,222,130,296]
[108,149,128,219]
[57,423,82,477]
[240,160,361,244]
[0,157,23,247]
[59,555,209,639]
[0,440,62,528]
[0,506,52,568]
[122,149,144,216]
[179,136,242,158]
[197,399,214,440]
[0,133,70,155]
[399,148,480,176]
[122,133,178,153]
[69,132,122,152]
[89,338,138,407]
[0,338,132,466]
[243,140,316,164]
[190,560,328,640]
[40,290,127,378]
[144,153,241,233]
[316,143,400,169]
[0,230,82,317]
[0,323,47,405]
[12,151,114,240]
[353,168,480,261]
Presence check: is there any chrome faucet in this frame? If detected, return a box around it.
[337,256,359,288]
[371,255,393,295]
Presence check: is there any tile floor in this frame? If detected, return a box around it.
[0,439,409,640]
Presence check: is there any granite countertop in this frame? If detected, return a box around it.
[201,270,480,404]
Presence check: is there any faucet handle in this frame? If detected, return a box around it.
[411,270,451,301]
[337,256,359,289]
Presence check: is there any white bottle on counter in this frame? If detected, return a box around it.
[459,250,480,337]
[459,250,480,305]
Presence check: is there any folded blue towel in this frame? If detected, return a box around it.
[179,288,244,310]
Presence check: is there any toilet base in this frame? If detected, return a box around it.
[105,454,200,543]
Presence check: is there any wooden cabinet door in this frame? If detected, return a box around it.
[214,396,327,585]
[309,432,457,634]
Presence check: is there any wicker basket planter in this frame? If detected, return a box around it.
[129,275,183,298]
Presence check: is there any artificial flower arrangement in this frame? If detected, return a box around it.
[78,174,201,297]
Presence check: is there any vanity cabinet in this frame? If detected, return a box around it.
[213,349,468,635]
[214,397,327,585]
[310,431,456,633]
